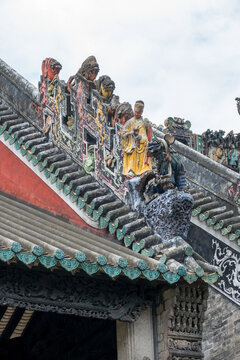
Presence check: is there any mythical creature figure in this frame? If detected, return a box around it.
[96,75,115,99]
[127,135,193,242]
[96,75,120,126]
[121,101,152,177]
[142,136,193,241]
[67,56,99,92]
[41,58,62,95]
[139,135,187,201]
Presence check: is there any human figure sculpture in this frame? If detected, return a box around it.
[96,75,115,99]
[114,102,133,127]
[228,144,239,169]
[121,101,152,177]
[213,146,224,163]
[67,55,99,92]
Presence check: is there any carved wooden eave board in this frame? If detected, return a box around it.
[0,58,219,288]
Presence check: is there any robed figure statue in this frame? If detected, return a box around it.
[121,101,152,177]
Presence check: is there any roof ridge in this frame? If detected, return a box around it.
[0,97,160,257]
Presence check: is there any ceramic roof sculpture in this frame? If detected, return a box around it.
[0,57,224,288]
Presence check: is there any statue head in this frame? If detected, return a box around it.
[78,55,99,81]
[114,102,133,125]
[134,100,144,119]
[42,58,62,82]
[96,75,115,98]
[147,134,174,165]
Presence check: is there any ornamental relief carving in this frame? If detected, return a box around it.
[172,357,202,360]
[168,338,202,352]
[0,264,152,322]
[212,239,240,305]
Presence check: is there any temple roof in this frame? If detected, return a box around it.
[0,97,220,285]
[0,58,222,286]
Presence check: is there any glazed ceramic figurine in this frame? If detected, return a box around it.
[67,56,99,92]
[121,101,152,177]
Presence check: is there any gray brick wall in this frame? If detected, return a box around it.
[202,287,240,359]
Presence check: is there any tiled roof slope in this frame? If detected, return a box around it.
[0,98,160,256]
[0,98,219,285]
[0,59,220,285]
[0,192,220,284]
[189,185,240,247]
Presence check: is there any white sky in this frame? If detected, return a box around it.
[1,0,240,134]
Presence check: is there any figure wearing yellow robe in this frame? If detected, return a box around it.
[121,101,152,177]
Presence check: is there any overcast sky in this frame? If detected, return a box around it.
[1,0,240,134]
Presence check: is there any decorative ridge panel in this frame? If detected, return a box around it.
[0,59,220,286]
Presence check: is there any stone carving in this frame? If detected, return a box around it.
[212,238,240,305]
[158,285,207,360]
[169,285,208,336]
[168,285,207,359]
[168,339,202,352]
[172,357,199,360]
[121,101,152,177]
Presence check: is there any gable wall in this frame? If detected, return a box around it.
[0,141,104,234]
[202,287,240,360]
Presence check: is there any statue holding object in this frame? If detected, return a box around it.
[121,101,152,177]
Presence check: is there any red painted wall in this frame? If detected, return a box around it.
[0,141,105,234]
